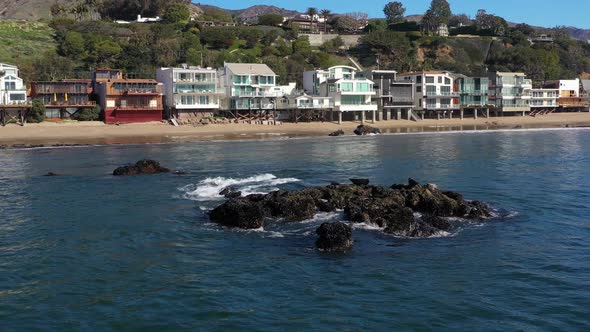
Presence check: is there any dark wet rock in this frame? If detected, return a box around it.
[408,178,420,188]
[44,172,60,177]
[173,171,188,175]
[209,179,493,239]
[350,178,370,186]
[113,159,170,176]
[220,187,241,198]
[209,198,265,229]
[354,125,381,136]
[316,222,353,252]
[329,129,345,137]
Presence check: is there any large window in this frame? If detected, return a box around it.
[444,77,451,85]
[341,95,365,105]
[425,76,435,84]
[356,83,370,92]
[4,82,16,90]
[233,75,250,84]
[339,83,353,92]
[9,93,25,101]
[426,85,437,94]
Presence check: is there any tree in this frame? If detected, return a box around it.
[164,2,190,24]
[423,0,452,34]
[475,9,508,36]
[361,30,416,71]
[257,13,283,27]
[364,19,388,33]
[320,9,331,32]
[59,31,85,57]
[28,100,46,123]
[383,2,405,24]
[449,14,471,28]
[306,7,318,31]
[330,15,363,33]
[292,36,312,57]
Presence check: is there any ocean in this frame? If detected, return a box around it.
[1,128,589,331]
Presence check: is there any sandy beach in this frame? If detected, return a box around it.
[1,113,590,147]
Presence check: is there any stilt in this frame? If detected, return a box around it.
[338,111,342,124]
[522,111,526,117]
[385,110,390,121]
[449,110,453,119]
[377,110,383,122]
[0,109,5,126]
[396,110,401,120]
[361,111,366,124]
[486,109,490,118]
[460,108,464,120]
[420,112,424,121]
[437,112,441,120]
[407,109,411,121]
[474,109,478,119]
[372,111,376,123]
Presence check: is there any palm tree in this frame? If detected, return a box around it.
[320,9,331,33]
[306,7,318,31]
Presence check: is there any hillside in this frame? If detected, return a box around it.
[0,20,56,63]
[0,0,72,20]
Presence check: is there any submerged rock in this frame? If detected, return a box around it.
[350,178,370,186]
[329,129,345,137]
[316,222,353,252]
[354,125,381,136]
[113,159,170,176]
[44,172,60,177]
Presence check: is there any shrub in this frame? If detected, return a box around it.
[27,100,46,123]
[74,105,101,121]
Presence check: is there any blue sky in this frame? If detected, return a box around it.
[193,0,590,29]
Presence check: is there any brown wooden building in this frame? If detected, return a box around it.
[29,80,95,119]
[92,69,163,124]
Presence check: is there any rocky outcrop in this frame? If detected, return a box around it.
[209,178,492,240]
[354,125,381,136]
[316,222,353,252]
[113,159,170,176]
[329,129,345,137]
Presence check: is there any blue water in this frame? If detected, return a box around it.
[1,129,590,331]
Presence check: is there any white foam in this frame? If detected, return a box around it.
[181,174,301,201]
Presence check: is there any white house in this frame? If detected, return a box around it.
[530,88,559,109]
[488,72,532,115]
[398,71,458,114]
[157,66,220,119]
[303,65,376,122]
[0,63,27,105]
[220,63,285,111]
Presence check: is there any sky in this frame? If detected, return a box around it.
[193,0,590,29]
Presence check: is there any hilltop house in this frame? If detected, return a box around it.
[488,72,532,115]
[398,71,459,118]
[0,63,27,105]
[157,66,220,119]
[92,69,163,124]
[303,65,377,123]
[29,80,95,119]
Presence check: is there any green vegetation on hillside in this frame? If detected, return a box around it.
[0,21,56,64]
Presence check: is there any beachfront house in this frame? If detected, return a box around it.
[455,76,495,118]
[488,72,532,115]
[398,71,459,119]
[0,63,27,105]
[92,69,163,124]
[359,69,415,120]
[303,65,377,123]
[530,88,559,115]
[29,80,95,119]
[220,63,285,112]
[542,79,588,112]
[157,66,221,120]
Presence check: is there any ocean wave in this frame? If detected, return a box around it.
[181,173,301,201]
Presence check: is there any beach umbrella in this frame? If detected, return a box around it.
[65,93,68,102]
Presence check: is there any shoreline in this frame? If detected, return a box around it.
[1,113,590,149]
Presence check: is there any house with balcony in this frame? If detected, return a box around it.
[529,88,559,115]
[398,71,458,118]
[488,72,532,115]
[92,69,163,124]
[0,63,27,105]
[303,65,377,123]
[220,63,285,112]
[455,76,495,118]
[542,79,588,112]
[29,80,95,119]
[157,66,221,119]
[359,70,415,120]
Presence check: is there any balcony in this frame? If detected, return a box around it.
[233,103,275,110]
[175,89,220,95]
[45,101,96,108]
[425,104,459,110]
[232,90,285,98]
[425,92,459,97]
[122,88,160,95]
[339,103,378,112]
[176,103,220,110]
[296,102,335,109]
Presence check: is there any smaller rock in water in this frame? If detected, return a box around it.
[329,129,345,137]
[209,198,265,229]
[113,159,170,176]
[354,125,381,136]
[219,187,238,197]
[316,222,353,252]
[44,172,59,177]
[350,178,370,186]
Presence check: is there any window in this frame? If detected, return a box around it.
[356,83,370,92]
[440,86,451,94]
[416,76,422,83]
[10,93,25,101]
[4,82,16,90]
[416,86,422,93]
[426,85,437,94]
[444,77,451,85]
[339,83,353,92]
[438,76,442,84]
[341,95,365,105]
[425,76,434,84]
[328,84,337,93]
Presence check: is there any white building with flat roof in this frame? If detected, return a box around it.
[303,65,377,122]
[488,72,532,114]
[157,66,220,119]
[220,63,285,111]
[0,63,27,105]
[398,71,458,113]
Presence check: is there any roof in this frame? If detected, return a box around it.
[398,71,450,76]
[31,79,91,84]
[225,63,276,76]
[494,72,527,76]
